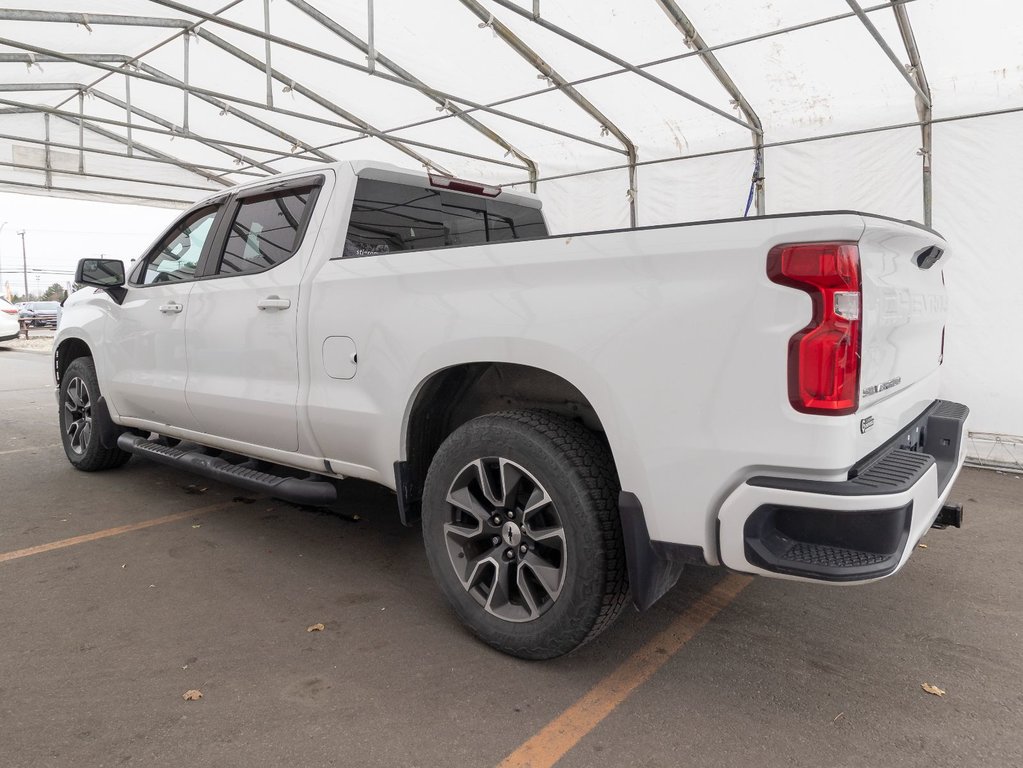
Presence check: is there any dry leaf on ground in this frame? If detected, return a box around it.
[306,623,325,633]
[182,689,203,701]
[921,683,946,697]
[918,543,928,549]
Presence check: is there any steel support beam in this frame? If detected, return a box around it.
[0,95,321,163]
[145,0,622,155]
[0,57,336,163]
[286,0,539,190]
[844,0,931,108]
[321,0,917,158]
[195,29,450,174]
[182,32,190,131]
[56,117,233,187]
[77,90,84,172]
[891,1,933,227]
[0,129,263,179]
[487,0,755,133]
[134,61,335,162]
[0,40,524,172]
[0,178,196,207]
[655,0,765,215]
[458,0,639,226]
[0,159,223,193]
[124,72,133,157]
[0,9,190,27]
[43,113,52,188]
[262,0,274,108]
[87,91,278,174]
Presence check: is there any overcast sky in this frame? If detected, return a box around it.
[0,191,177,300]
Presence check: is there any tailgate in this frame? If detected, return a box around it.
[858,218,948,411]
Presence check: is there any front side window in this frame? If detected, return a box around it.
[343,179,547,258]
[139,206,218,285]
[216,187,316,276]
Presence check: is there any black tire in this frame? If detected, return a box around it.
[422,410,628,659]
[58,357,131,472]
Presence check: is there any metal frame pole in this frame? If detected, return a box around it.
[58,117,234,187]
[457,0,639,226]
[0,93,328,163]
[18,230,28,300]
[487,0,755,133]
[144,0,623,155]
[0,41,528,172]
[844,0,931,107]
[286,0,539,189]
[656,0,765,215]
[183,32,189,131]
[194,29,451,175]
[43,113,52,188]
[0,128,261,179]
[77,90,85,172]
[124,71,133,157]
[891,1,933,227]
[366,0,376,75]
[1,179,196,207]
[262,0,273,108]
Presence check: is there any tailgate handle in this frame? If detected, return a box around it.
[914,245,944,269]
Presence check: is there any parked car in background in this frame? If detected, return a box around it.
[0,297,20,341]
[19,301,61,328]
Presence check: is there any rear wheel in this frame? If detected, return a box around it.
[422,410,628,659]
[59,357,131,472]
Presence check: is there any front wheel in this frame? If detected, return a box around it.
[58,357,131,472]
[421,410,628,659]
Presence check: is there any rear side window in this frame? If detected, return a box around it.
[343,178,547,258]
[216,186,317,276]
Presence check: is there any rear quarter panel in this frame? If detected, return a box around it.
[304,207,891,562]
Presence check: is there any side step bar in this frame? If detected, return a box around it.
[117,434,337,506]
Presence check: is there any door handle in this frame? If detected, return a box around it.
[159,302,183,314]
[257,295,291,311]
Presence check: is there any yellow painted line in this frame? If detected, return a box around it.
[0,444,62,456]
[0,501,237,564]
[498,573,753,768]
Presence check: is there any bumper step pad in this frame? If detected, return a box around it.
[740,399,968,581]
[782,541,891,569]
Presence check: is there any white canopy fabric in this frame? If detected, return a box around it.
[1,0,1020,467]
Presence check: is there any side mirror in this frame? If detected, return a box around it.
[76,258,125,287]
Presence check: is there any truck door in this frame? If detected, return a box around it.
[184,174,326,452]
[103,204,222,431]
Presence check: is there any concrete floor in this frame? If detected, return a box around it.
[1,345,1020,768]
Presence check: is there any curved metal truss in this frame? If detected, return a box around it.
[0,0,932,224]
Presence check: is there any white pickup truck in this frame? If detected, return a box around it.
[56,160,968,658]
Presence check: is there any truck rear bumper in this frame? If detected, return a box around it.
[718,400,969,582]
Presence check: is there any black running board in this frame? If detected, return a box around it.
[117,435,337,506]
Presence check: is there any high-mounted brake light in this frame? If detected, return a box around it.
[767,242,861,415]
[428,173,502,198]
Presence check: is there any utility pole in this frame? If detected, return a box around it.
[0,221,6,295]
[17,230,27,299]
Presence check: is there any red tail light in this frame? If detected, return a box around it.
[767,242,861,415]
[1,307,17,315]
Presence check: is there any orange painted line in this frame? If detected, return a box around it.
[498,572,753,768]
[0,501,237,564]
